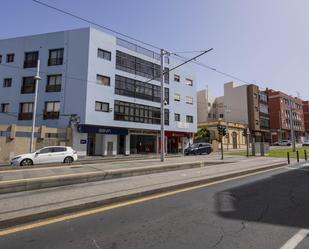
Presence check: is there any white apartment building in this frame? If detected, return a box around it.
[0,27,197,156]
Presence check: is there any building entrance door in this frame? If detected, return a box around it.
[118,135,125,155]
[232,132,238,149]
[107,142,113,156]
[87,133,96,156]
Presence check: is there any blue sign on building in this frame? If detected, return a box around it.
[77,124,128,136]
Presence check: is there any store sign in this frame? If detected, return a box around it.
[77,125,128,135]
[80,139,87,144]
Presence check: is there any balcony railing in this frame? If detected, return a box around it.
[46,84,61,92]
[43,112,60,120]
[23,60,38,68]
[18,113,33,120]
[48,58,63,66]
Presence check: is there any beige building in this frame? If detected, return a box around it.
[0,124,72,162]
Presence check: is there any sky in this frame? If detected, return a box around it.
[1,0,309,99]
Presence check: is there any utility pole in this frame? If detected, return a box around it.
[160,49,165,162]
[289,99,296,152]
[30,59,41,153]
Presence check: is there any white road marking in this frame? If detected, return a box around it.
[280,229,309,249]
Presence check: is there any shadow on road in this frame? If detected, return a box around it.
[215,165,309,228]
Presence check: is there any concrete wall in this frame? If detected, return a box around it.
[0,124,72,161]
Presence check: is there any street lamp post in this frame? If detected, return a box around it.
[30,59,41,153]
[224,106,231,151]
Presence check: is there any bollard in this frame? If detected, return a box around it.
[296,150,299,163]
[305,150,307,161]
[287,152,290,164]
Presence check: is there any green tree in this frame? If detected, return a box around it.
[196,126,210,141]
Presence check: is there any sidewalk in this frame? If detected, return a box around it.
[0,157,287,228]
[0,154,248,194]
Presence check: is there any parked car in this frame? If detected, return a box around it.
[273,140,291,146]
[303,140,309,147]
[184,143,212,155]
[10,146,78,166]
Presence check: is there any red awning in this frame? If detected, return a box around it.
[165,131,192,137]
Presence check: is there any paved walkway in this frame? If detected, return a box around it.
[0,157,287,226]
[0,154,247,182]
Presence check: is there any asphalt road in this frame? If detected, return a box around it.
[1,163,309,249]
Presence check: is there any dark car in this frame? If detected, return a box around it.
[184,143,212,155]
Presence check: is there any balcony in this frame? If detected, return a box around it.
[23,60,38,68]
[46,84,61,92]
[43,112,60,120]
[48,58,63,66]
[18,113,33,120]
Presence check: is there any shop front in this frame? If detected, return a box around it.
[76,124,129,156]
[165,131,193,154]
[129,129,159,154]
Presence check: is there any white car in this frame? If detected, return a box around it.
[11,146,78,166]
[274,140,291,146]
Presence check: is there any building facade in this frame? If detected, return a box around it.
[0,28,197,156]
[303,101,309,138]
[267,89,304,143]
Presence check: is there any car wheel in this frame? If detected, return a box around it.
[63,156,74,164]
[20,159,33,166]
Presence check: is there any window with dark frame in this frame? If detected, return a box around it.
[115,75,161,102]
[174,93,180,102]
[96,74,110,86]
[48,48,64,66]
[95,101,109,112]
[186,115,193,123]
[44,101,60,119]
[46,75,62,92]
[6,53,14,63]
[0,103,9,113]
[24,51,38,68]
[19,102,34,120]
[174,74,180,82]
[185,78,193,86]
[0,55,2,63]
[97,49,111,61]
[186,96,193,104]
[175,113,180,121]
[164,87,169,104]
[114,100,167,125]
[3,78,12,87]
[21,77,35,94]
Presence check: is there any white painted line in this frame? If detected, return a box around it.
[280,229,309,249]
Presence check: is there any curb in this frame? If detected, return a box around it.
[0,162,286,229]
[0,161,231,194]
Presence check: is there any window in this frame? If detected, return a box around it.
[219,114,224,118]
[96,74,110,86]
[24,51,38,68]
[39,148,53,154]
[98,49,111,61]
[208,102,211,107]
[208,113,212,118]
[115,75,161,102]
[48,48,64,66]
[52,147,67,152]
[0,55,2,63]
[114,100,162,124]
[19,102,33,120]
[3,78,12,87]
[164,87,169,104]
[6,53,14,63]
[186,96,193,104]
[164,109,169,125]
[21,77,35,94]
[174,74,180,82]
[186,115,193,123]
[185,78,193,86]
[175,113,180,121]
[44,101,60,119]
[46,75,62,92]
[116,50,163,80]
[164,67,169,84]
[174,94,180,102]
[95,101,109,112]
[0,103,9,113]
